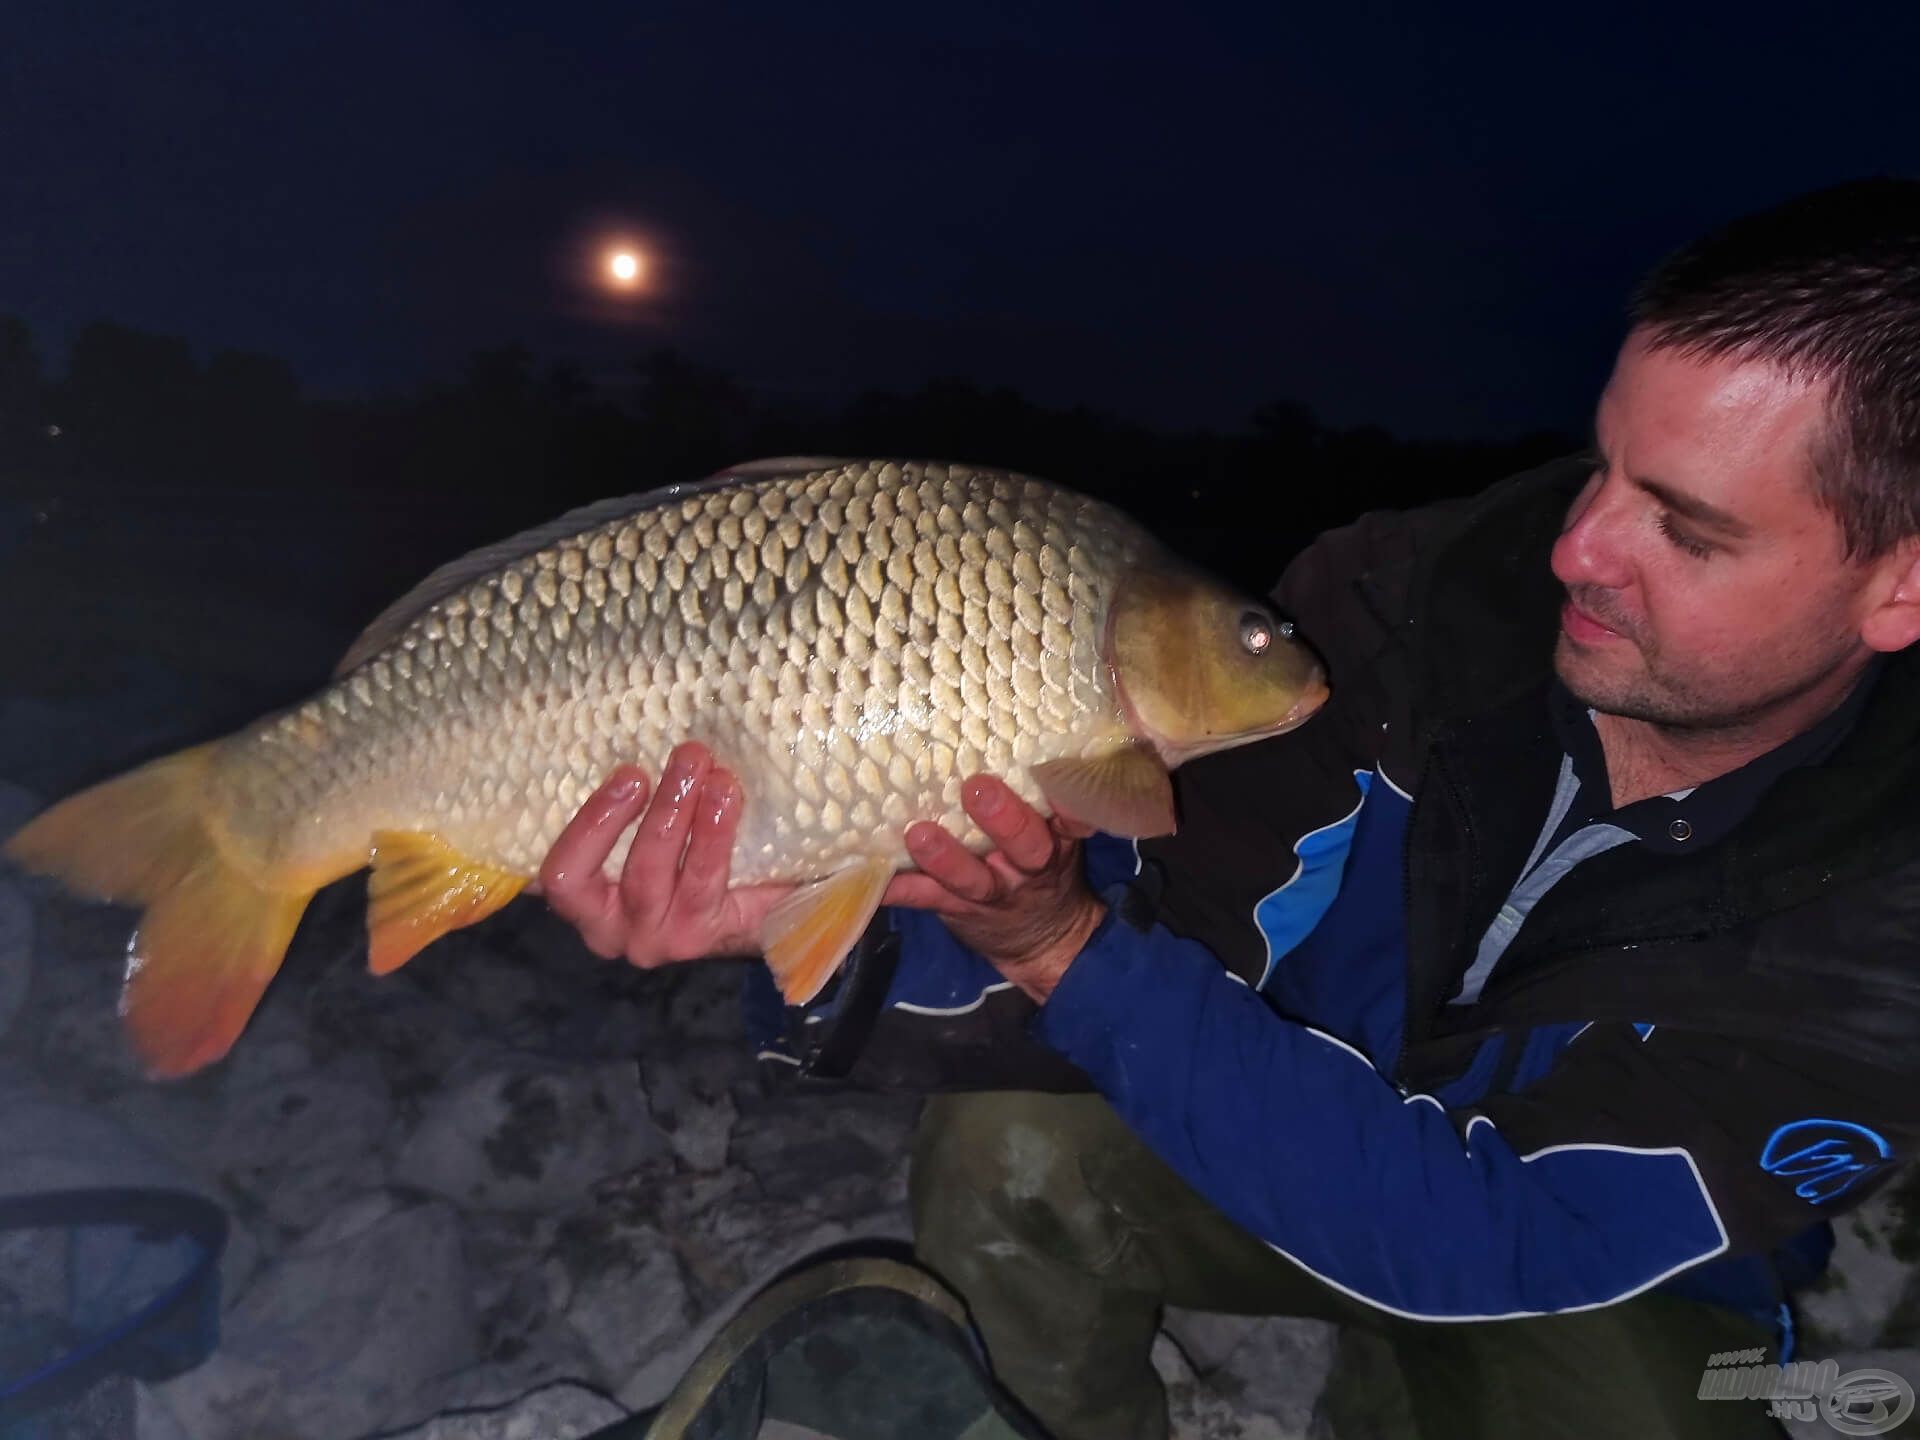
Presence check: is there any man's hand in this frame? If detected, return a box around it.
[537,741,797,969]
[883,776,1107,1004]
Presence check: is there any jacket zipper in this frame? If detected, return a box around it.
[1392,742,1430,1090]
[1394,731,1486,1087]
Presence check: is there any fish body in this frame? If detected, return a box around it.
[236,460,1158,885]
[6,459,1328,1076]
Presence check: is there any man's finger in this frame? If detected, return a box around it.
[619,742,713,917]
[539,764,651,923]
[904,821,1001,904]
[883,870,969,914]
[962,776,1057,874]
[667,770,743,929]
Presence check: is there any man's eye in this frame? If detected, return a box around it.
[1656,512,1714,559]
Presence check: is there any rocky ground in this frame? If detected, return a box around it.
[0,497,1346,1438]
[0,777,1346,1439]
[2,496,1915,1439]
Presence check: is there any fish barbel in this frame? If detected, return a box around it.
[5,459,1328,1076]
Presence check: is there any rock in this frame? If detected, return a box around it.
[557,1219,691,1386]
[1157,1315,1337,1439]
[1204,1316,1339,1437]
[437,1208,614,1413]
[136,1380,196,1440]
[434,1269,604,1414]
[1154,1331,1302,1440]
[660,960,756,1043]
[376,1381,628,1440]
[640,1039,756,1173]
[139,1352,294,1440]
[460,1210,568,1334]
[207,1051,395,1234]
[393,1056,669,1213]
[728,1089,918,1219]
[1797,1163,1920,1351]
[148,1194,481,1440]
[374,903,655,1064]
[0,1071,202,1193]
[1162,1311,1271,1376]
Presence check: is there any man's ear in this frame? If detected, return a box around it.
[1860,540,1920,653]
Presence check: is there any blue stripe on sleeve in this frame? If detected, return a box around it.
[1253,770,1371,988]
[1036,908,1730,1320]
[1257,768,1413,1067]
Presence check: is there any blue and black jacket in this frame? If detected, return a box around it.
[750,457,1920,1338]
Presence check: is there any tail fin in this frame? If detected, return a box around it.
[3,743,314,1078]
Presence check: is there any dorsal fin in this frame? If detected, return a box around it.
[330,457,859,677]
[712,456,851,478]
[333,492,651,677]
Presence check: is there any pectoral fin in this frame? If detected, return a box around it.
[1030,742,1177,837]
[761,859,893,1005]
[366,831,528,975]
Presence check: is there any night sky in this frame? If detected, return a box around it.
[7,2,1919,440]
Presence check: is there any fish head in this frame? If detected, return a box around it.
[1106,563,1329,766]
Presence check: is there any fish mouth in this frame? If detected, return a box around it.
[1139,672,1331,768]
[1226,673,1331,746]
[1281,676,1331,731]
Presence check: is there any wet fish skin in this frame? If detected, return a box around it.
[4,458,1328,1076]
[228,459,1156,887]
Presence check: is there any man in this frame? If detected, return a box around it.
[540,179,1920,1438]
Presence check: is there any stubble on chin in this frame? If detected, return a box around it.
[1553,632,1675,724]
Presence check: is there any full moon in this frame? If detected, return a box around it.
[608,250,642,284]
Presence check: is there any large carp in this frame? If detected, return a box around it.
[6,459,1327,1077]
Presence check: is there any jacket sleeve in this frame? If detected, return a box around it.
[1032,901,1912,1320]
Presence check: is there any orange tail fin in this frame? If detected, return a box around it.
[3,743,316,1078]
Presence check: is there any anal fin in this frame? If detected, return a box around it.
[761,859,892,1005]
[367,831,528,975]
[1030,741,1176,837]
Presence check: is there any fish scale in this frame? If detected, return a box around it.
[225,461,1143,885]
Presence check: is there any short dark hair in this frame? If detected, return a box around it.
[1630,177,1920,560]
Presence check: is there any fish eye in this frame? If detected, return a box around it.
[1238,610,1296,655]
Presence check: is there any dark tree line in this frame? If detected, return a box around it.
[0,315,1574,600]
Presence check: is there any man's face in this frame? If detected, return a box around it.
[1551,329,1878,729]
